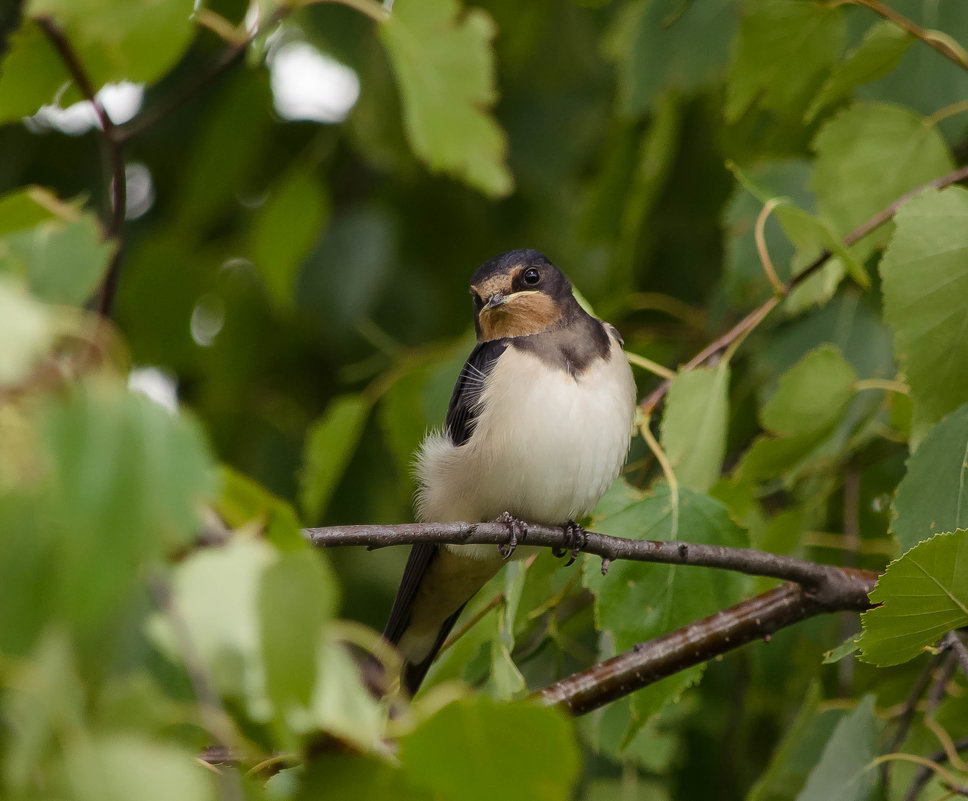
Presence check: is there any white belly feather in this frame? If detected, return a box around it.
[414,336,636,559]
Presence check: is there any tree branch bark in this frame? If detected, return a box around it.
[535,574,875,715]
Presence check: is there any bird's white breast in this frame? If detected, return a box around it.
[414,334,636,558]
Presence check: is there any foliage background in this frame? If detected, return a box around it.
[1,0,967,799]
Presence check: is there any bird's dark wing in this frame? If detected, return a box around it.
[445,339,508,446]
[382,542,439,647]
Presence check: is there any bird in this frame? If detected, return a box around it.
[382,249,637,695]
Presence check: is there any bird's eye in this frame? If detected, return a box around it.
[471,291,484,307]
[523,267,541,285]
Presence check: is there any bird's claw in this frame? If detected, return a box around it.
[554,520,586,567]
[496,511,527,559]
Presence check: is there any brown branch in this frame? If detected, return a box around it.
[534,574,875,715]
[36,16,126,319]
[641,163,968,414]
[849,0,968,72]
[305,521,872,600]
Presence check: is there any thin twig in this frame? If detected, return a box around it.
[848,0,968,72]
[641,163,968,414]
[35,16,126,319]
[941,631,968,683]
[305,521,876,602]
[533,576,875,715]
[904,740,968,801]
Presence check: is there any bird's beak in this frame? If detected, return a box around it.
[484,293,507,310]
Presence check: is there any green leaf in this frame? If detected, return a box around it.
[605,0,738,118]
[61,735,216,801]
[0,212,114,306]
[299,394,370,521]
[26,0,196,90]
[760,344,856,437]
[0,278,54,385]
[0,23,69,122]
[805,21,913,123]
[152,537,273,710]
[880,187,968,427]
[810,103,954,249]
[891,403,968,552]
[398,697,579,801]
[859,530,968,666]
[250,170,328,311]
[380,0,513,197]
[726,0,845,122]
[259,549,338,718]
[584,482,747,723]
[216,465,304,550]
[659,364,730,492]
[295,755,431,801]
[748,683,846,801]
[32,383,216,635]
[795,694,876,801]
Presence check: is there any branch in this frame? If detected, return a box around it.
[848,0,968,73]
[904,737,968,801]
[941,630,968,683]
[534,575,875,715]
[305,521,873,601]
[36,16,126,319]
[641,163,968,414]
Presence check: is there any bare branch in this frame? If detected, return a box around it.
[941,630,968,683]
[305,521,873,599]
[534,575,876,715]
[36,16,126,319]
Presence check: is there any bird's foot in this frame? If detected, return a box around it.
[496,511,528,559]
[554,520,587,567]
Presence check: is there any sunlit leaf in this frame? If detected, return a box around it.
[859,531,968,666]
[380,0,512,197]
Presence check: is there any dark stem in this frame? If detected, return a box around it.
[36,16,126,319]
[533,575,875,715]
[304,521,875,600]
[941,630,968,682]
[641,163,968,414]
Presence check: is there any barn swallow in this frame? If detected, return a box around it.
[383,249,636,694]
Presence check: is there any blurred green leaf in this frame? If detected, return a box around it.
[0,278,54,385]
[0,22,69,121]
[250,170,328,311]
[61,735,216,801]
[216,465,304,550]
[880,187,968,427]
[660,364,730,492]
[299,394,370,522]
[26,0,195,90]
[153,537,272,711]
[295,754,431,801]
[726,0,844,122]
[0,211,114,306]
[795,694,876,801]
[259,549,337,720]
[859,530,968,666]
[891,403,968,552]
[805,21,913,123]
[605,0,737,117]
[398,697,579,801]
[760,344,856,437]
[749,683,846,801]
[380,0,513,197]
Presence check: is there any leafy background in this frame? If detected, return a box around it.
[1,0,967,799]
